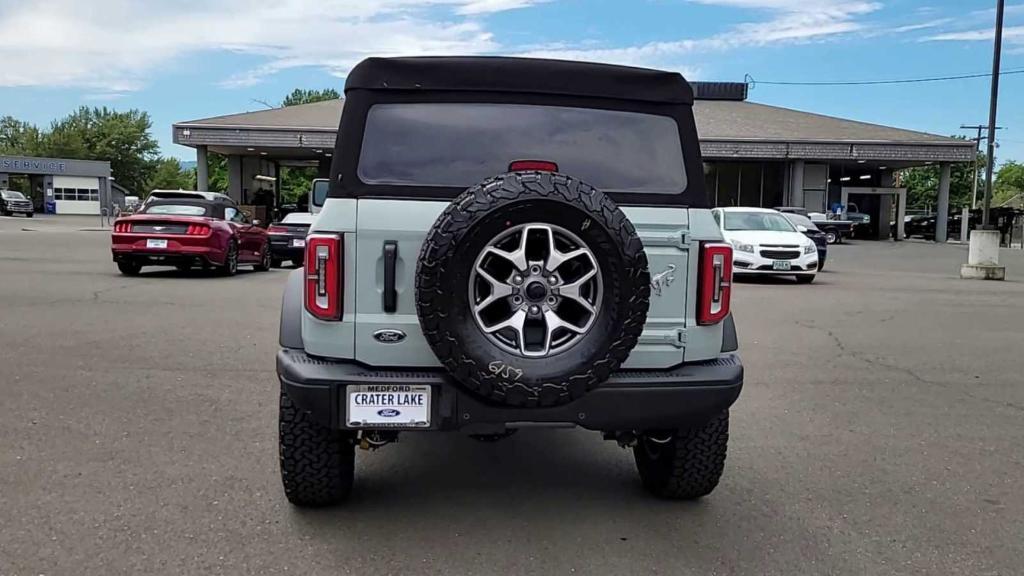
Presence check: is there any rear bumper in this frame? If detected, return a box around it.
[112,244,224,266]
[268,242,305,261]
[277,348,743,433]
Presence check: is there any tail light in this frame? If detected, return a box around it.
[697,243,733,326]
[509,160,559,172]
[267,226,288,234]
[186,224,210,235]
[305,234,343,321]
[113,222,132,233]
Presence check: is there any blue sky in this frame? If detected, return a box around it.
[1,0,1022,165]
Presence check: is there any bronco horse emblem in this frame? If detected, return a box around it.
[650,264,677,297]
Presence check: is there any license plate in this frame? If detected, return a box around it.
[292,238,306,247]
[772,260,792,271]
[347,385,431,428]
[146,239,168,249]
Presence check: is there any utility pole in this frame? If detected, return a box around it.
[960,0,1008,281]
[982,0,1005,228]
[960,124,1003,209]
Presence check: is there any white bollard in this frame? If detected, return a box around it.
[960,229,1006,280]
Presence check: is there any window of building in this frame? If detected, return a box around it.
[52,187,99,201]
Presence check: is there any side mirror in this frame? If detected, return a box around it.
[797,225,808,233]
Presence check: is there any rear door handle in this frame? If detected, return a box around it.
[382,241,398,313]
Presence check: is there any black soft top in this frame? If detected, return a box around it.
[345,56,693,104]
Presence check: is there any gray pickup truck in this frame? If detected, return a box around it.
[277,56,743,506]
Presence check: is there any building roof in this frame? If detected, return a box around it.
[344,56,693,104]
[694,100,958,145]
[174,91,974,164]
[176,99,343,130]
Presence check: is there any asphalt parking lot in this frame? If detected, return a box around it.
[2,215,1023,576]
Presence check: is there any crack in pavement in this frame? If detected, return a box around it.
[794,320,1024,414]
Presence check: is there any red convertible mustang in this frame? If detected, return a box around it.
[111,192,271,276]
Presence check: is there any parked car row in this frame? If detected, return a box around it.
[109,190,316,276]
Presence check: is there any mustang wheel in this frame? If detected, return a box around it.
[117,261,142,276]
[416,171,650,407]
[254,243,272,272]
[220,240,239,276]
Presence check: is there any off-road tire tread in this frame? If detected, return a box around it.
[634,411,729,500]
[278,391,354,507]
[416,171,649,407]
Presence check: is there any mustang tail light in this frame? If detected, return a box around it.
[186,224,210,235]
[305,234,343,321]
[113,222,132,233]
[697,242,733,326]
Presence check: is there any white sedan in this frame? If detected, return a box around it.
[712,207,818,284]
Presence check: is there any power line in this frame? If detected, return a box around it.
[745,68,1024,87]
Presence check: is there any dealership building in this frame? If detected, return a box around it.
[173,82,975,241]
[0,155,115,215]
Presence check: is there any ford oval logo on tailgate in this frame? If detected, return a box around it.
[373,329,406,344]
[377,409,401,418]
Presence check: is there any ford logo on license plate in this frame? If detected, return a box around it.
[377,408,401,418]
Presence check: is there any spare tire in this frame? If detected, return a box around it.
[416,171,650,407]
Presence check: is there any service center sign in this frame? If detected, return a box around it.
[1,157,68,173]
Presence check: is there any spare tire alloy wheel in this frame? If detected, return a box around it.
[470,223,601,357]
[417,171,650,408]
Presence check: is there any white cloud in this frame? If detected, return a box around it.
[924,26,1024,42]
[519,1,881,71]
[0,0,540,90]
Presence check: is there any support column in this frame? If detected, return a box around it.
[790,160,805,208]
[896,189,907,241]
[935,162,951,243]
[196,145,209,191]
[227,155,243,203]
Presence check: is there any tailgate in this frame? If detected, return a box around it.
[305,198,692,369]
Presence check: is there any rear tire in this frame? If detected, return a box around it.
[634,411,729,500]
[26,212,34,218]
[117,261,141,276]
[823,229,838,244]
[254,243,272,272]
[220,240,239,276]
[278,391,355,507]
[795,274,815,284]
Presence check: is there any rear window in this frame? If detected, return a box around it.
[357,103,687,194]
[282,212,314,224]
[143,204,209,216]
[724,212,796,232]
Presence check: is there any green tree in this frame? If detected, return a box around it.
[899,136,984,209]
[148,157,196,191]
[43,107,161,194]
[0,116,45,155]
[994,160,1024,206]
[281,88,340,107]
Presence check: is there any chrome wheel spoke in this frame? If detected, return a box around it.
[559,268,597,311]
[473,268,513,313]
[546,247,589,273]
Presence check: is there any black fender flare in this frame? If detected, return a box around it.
[279,268,305,349]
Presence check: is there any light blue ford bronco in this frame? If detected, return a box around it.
[277,56,742,506]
